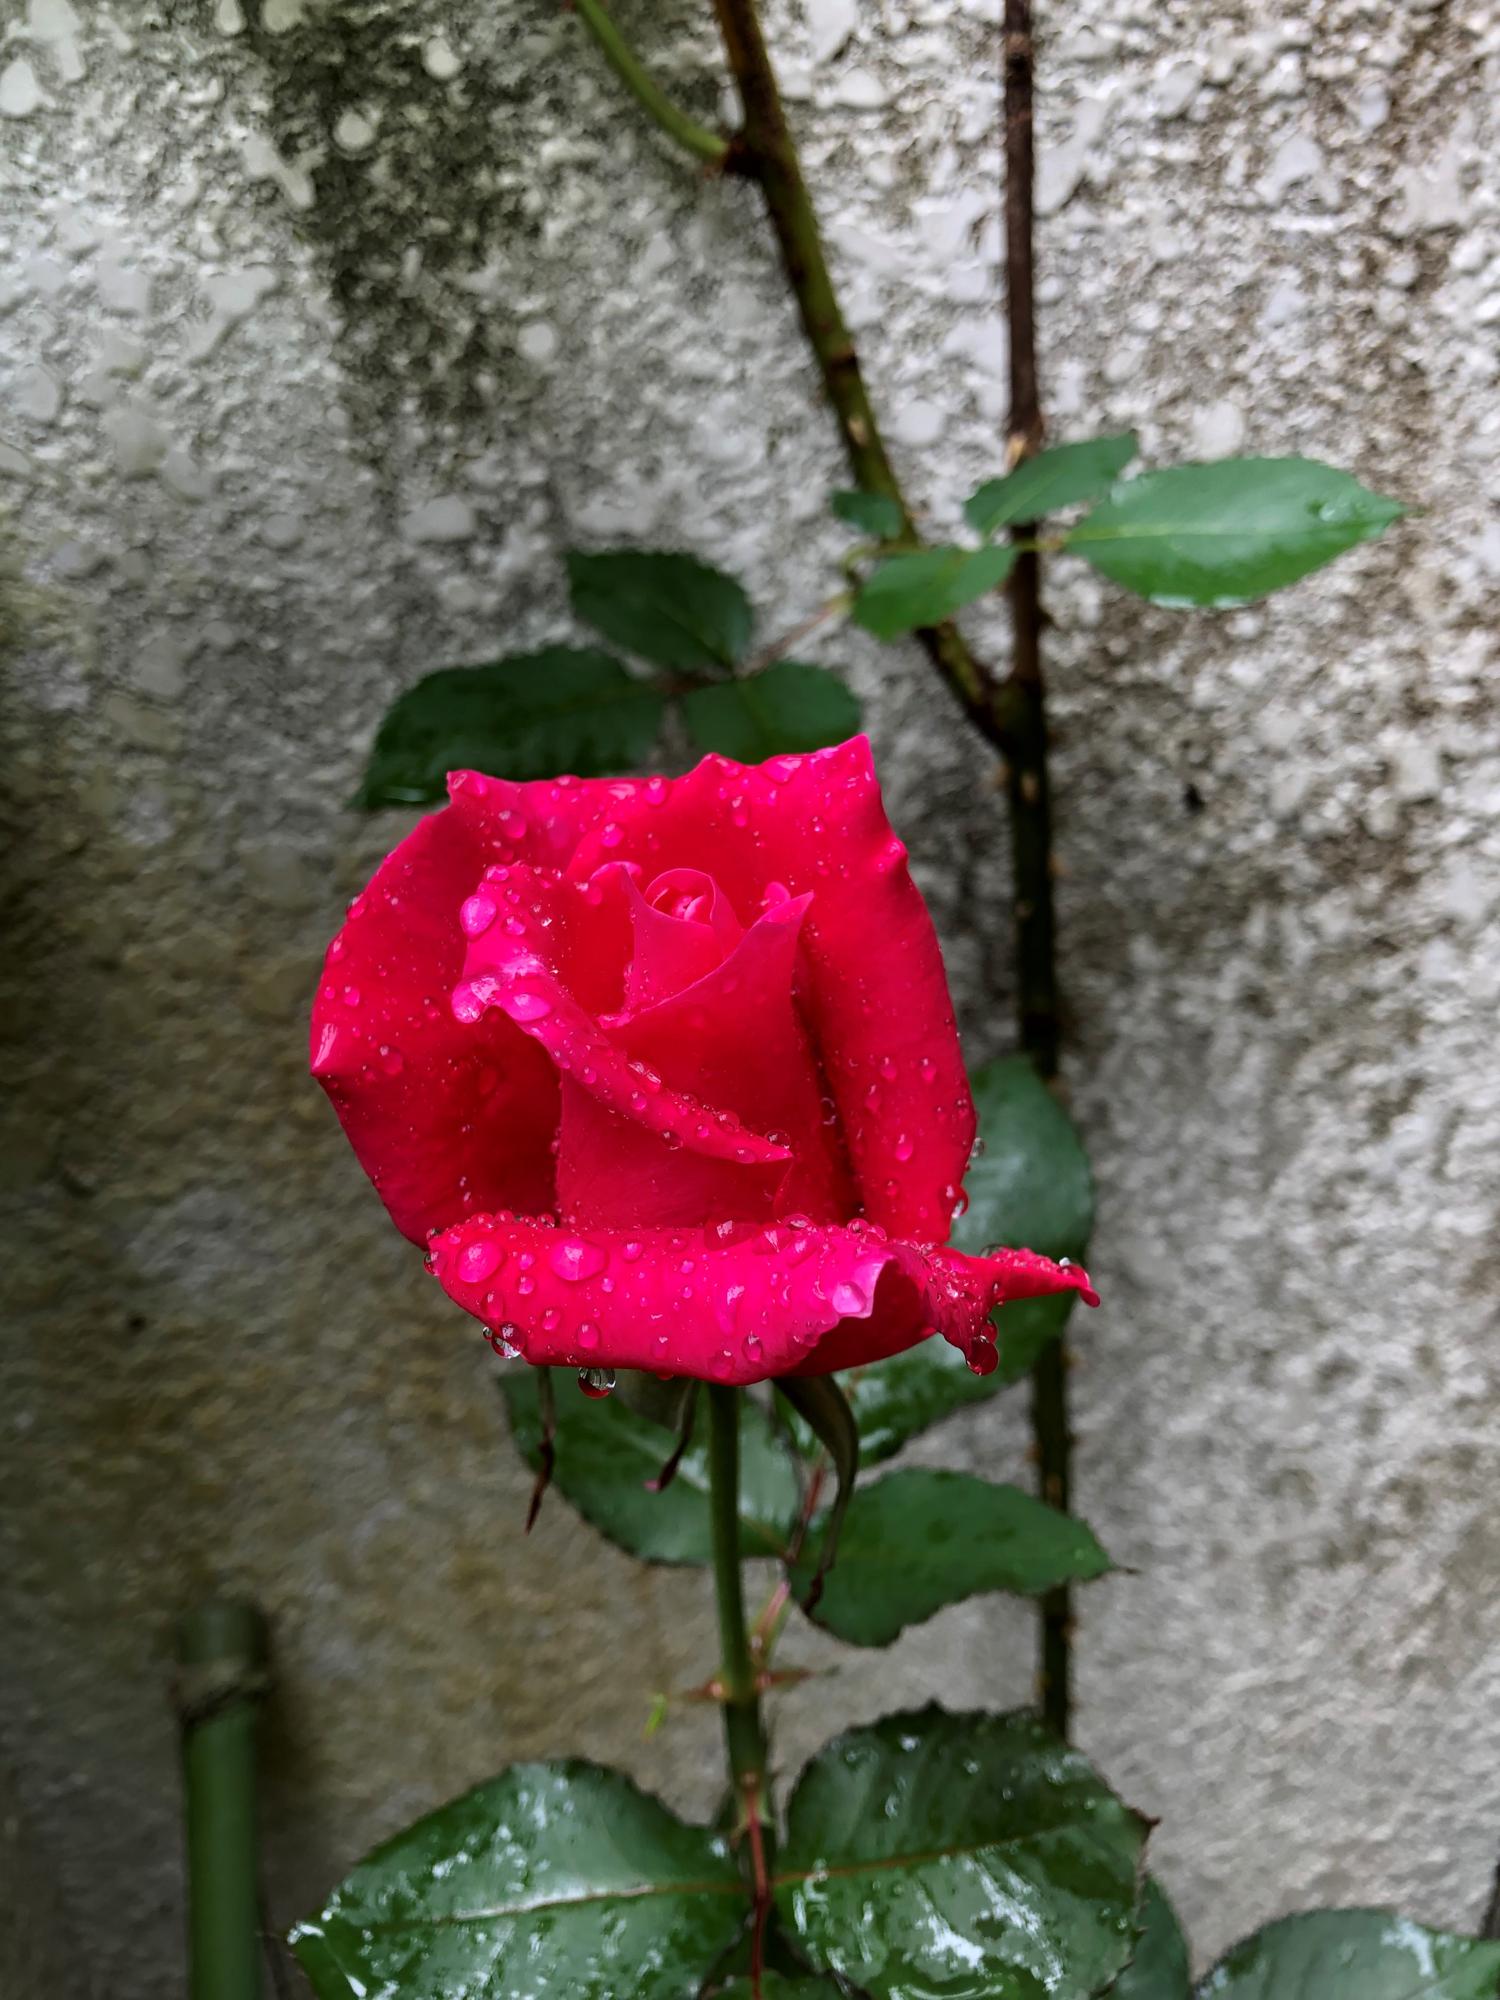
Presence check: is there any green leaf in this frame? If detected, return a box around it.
[1065,457,1405,607]
[965,434,1139,535]
[681,661,861,762]
[1195,1910,1500,2000]
[1111,1882,1190,2000]
[289,1761,747,2000]
[788,1469,1112,1646]
[501,1371,799,1564]
[841,1056,1094,1464]
[777,1707,1150,2000]
[354,647,664,808]
[832,489,906,540]
[567,549,753,670]
[852,543,1016,640]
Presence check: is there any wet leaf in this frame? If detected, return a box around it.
[965,434,1139,535]
[501,1371,799,1563]
[567,549,753,670]
[852,543,1016,640]
[831,489,906,540]
[290,1761,747,2000]
[354,648,664,808]
[1194,1910,1500,2000]
[715,1979,845,1998]
[787,1469,1112,1647]
[1065,458,1405,606]
[1110,1881,1190,2000]
[841,1057,1094,1463]
[777,1707,1149,2000]
[682,662,861,762]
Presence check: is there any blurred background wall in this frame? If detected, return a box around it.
[3,1,1497,1992]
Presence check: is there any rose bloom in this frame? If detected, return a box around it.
[311,737,1095,1385]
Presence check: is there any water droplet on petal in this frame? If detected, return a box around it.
[578,1365,615,1398]
[894,1133,914,1162]
[577,1321,600,1350]
[831,1279,869,1316]
[486,1323,524,1359]
[460,891,498,937]
[966,1335,999,1377]
[501,988,552,1022]
[458,1240,502,1285]
[741,1333,764,1365]
[550,1238,607,1283]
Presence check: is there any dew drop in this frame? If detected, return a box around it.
[460,891,498,938]
[550,1238,607,1284]
[577,1366,615,1399]
[486,1323,524,1359]
[831,1279,869,1316]
[894,1132,914,1162]
[502,988,553,1023]
[966,1336,999,1377]
[458,1240,502,1285]
[577,1321,600,1350]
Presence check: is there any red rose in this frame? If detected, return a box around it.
[311,737,1095,1383]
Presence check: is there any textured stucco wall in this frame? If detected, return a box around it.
[3,0,1498,1992]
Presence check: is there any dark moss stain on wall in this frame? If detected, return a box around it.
[210,2,545,436]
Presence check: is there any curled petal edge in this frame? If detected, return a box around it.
[427,1213,1097,1386]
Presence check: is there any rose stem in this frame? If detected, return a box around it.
[581,0,1074,1736]
[705,1384,775,1968]
[570,0,730,167]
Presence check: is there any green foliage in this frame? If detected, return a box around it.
[852,543,1016,639]
[355,550,861,806]
[774,1373,859,1610]
[831,488,906,539]
[353,648,665,808]
[567,548,753,670]
[966,434,1138,535]
[1111,1882,1191,2000]
[289,1762,745,2000]
[840,1056,1094,1462]
[1195,1910,1500,2000]
[682,660,861,761]
[714,1981,845,1999]
[787,1469,1112,1646]
[777,1707,1149,2000]
[1065,457,1405,606]
[501,1371,799,1564]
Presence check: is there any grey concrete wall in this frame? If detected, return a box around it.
[3,0,1497,1992]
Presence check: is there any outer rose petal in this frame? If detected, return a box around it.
[444,766,668,874]
[429,1213,1097,1385]
[560,738,974,1241]
[310,807,559,1244]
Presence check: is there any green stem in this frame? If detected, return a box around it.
[706,1385,771,1806]
[176,1602,270,2000]
[573,0,730,167]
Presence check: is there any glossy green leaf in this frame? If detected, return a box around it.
[501,1371,799,1563]
[777,1707,1149,2000]
[567,549,753,670]
[832,488,906,540]
[965,434,1139,535]
[1111,1882,1190,2000]
[1195,1909,1500,2000]
[840,1057,1094,1463]
[290,1762,746,2000]
[681,661,861,762]
[852,543,1016,640]
[354,647,664,808]
[1065,457,1405,607]
[788,1469,1112,1646]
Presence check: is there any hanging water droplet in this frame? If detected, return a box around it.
[966,1335,999,1377]
[578,1366,615,1399]
[486,1323,524,1359]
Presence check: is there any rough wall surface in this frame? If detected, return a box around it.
[3,0,1497,1990]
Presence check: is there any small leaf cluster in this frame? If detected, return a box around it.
[354,550,859,810]
[844,440,1405,639]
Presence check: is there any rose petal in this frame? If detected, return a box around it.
[429,1213,1097,1384]
[456,864,791,1173]
[310,807,560,1244]
[559,738,974,1240]
[556,892,854,1230]
[445,767,666,874]
[625,867,742,1010]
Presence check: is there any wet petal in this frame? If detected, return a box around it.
[455,863,791,1173]
[310,806,559,1244]
[428,1213,1097,1384]
[556,892,854,1230]
[560,737,974,1240]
